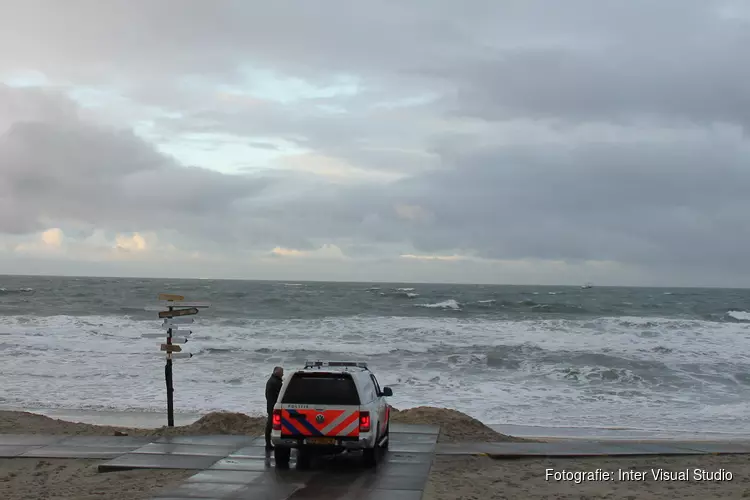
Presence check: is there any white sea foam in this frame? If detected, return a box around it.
[2,314,750,433]
[416,299,461,310]
[728,310,750,321]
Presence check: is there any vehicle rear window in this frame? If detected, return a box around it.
[281,372,361,405]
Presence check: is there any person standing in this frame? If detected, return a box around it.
[265,366,284,450]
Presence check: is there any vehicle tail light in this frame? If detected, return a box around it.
[359,411,371,432]
[272,410,282,431]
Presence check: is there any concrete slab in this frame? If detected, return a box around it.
[246,436,269,446]
[154,435,258,447]
[226,446,269,459]
[210,457,274,472]
[389,432,439,444]
[283,485,357,499]
[359,490,423,500]
[612,443,706,456]
[388,442,436,454]
[20,445,133,459]
[435,442,531,456]
[304,469,376,488]
[226,483,303,499]
[185,470,265,484]
[152,481,248,498]
[628,441,750,454]
[98,453,220,472]
[0,445,40,457]
[376,461,433,477]
[133,443,241,457]
[362,474,427,491]
[56,435,153,447]
[249,468,316,486]
[383,451,434,464]
[390,423,439,435]
[285,484,425,499]
[0,434,64,446]
[434,441,711,457]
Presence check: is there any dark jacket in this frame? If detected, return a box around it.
[265,374,283,414]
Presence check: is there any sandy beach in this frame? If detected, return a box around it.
[1,408,749,499]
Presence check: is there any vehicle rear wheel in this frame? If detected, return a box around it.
[382,421,390,449]
[296,447,312,469]
[363,434,380,468]
[274,447,291,468]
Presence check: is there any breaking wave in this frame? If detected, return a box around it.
[728,310,750,321]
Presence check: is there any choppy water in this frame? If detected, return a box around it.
[1,275,750,435]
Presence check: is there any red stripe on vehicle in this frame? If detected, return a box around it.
[329,411,360,437]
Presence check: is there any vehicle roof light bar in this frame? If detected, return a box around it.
[304,360,369,369]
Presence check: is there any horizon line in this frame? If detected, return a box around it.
[0,271,746,290]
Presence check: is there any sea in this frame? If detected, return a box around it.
[1,275,750,438]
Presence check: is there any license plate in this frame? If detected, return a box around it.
[307,437,336,445]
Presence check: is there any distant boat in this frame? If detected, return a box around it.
[581,283,593,289]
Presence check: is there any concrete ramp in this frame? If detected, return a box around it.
[145,426,438,499]
[6,429,750,499]
[434,439,750,458]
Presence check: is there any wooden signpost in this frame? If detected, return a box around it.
[158,307,199,319]
[145,293,210,427]
[158,293,185,301]
[161,317,194,327]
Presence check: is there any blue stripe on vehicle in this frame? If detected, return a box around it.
[286,410,323,436]
[281,418,299,435]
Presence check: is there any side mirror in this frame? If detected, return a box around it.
[382,387,393,397]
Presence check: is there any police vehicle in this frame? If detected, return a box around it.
[270,360,393,468]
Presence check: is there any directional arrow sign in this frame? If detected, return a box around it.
[167,329,192,336]
[143,332,191,339]
[145,302,210,311]
[159,293,185,301]
[170,352,193,359]
[162,318,194,327]
[170,337,189,344]
[159,307,199,319]
[157,301,211,308]
[161,344,182,352]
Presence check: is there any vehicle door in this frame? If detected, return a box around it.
[370,374,388,435]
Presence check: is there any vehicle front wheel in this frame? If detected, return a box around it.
[274,447,291,468]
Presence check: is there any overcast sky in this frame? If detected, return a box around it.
[0,0,749,286]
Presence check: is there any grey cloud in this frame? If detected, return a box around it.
[2,1,750,286]
[234,125,750,276]
[444,36,750,128]
[0,87,272,244]
[3,0,743,130]
[390,137,750,271]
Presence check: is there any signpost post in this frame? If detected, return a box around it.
[147,293,210,427]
